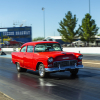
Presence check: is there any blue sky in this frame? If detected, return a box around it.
[0,0,100,39]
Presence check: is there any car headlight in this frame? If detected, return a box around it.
[78,55,83,60]
[48,57,53,63]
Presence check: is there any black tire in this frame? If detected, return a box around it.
[38,63,49,78]
[70,69,79,75]
[16,63,27,72]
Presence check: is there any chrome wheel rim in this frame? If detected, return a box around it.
[39,65,44,76]
[17,63,20,70]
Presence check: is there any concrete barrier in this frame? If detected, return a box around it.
[1,48,14,52]
[63,47,100,54]
[1,48,20,52]
[1,47,100,54]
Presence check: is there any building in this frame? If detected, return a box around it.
[44,36,69,44]
[45,36,100,46]
[0,26,32,46]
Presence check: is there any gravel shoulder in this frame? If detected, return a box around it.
[0,92,14,100]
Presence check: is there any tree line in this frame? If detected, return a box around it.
[57,11,99,46]
[33,11,99,46]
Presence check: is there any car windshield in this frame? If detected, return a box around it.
[34,43,62,52]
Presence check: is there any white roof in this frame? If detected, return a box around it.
[45,36,62,39]
[45,35,100,40]
[95,35,100,38]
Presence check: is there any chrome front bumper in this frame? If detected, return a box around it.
[45,65,84,72]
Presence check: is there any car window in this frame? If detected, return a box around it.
[27,46,33,52]
[34,43,62,52]
[35,44,45,52]
[21,46,26,52]
[53,44,61,51]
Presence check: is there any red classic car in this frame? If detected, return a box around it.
[11,41,84,77]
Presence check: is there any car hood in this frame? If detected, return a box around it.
[37,51,80,61]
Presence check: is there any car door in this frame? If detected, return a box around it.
[19,46,27,67]
[24,45,34,69]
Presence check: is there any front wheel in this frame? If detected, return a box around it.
[70,69,79,75]
[38,63,49,78]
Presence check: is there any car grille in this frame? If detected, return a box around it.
[53,60,77,67]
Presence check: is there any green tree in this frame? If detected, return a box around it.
[57,11,79,43]
[79,13,99,46]
[32,37,44,41]
[97,33,100,36]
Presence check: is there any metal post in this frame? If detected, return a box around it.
[89,0,90,14]
[42,7,45,38]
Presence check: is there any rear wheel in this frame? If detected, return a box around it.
[70,69,79,75]
[38,63,49,78]
[16,63,27,72]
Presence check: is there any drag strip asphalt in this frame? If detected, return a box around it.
[0,54,100,100]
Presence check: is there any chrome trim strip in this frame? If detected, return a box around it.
[45,65,84,72]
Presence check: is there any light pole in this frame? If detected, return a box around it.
[42,7,45,38]
[89,0,90,14]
